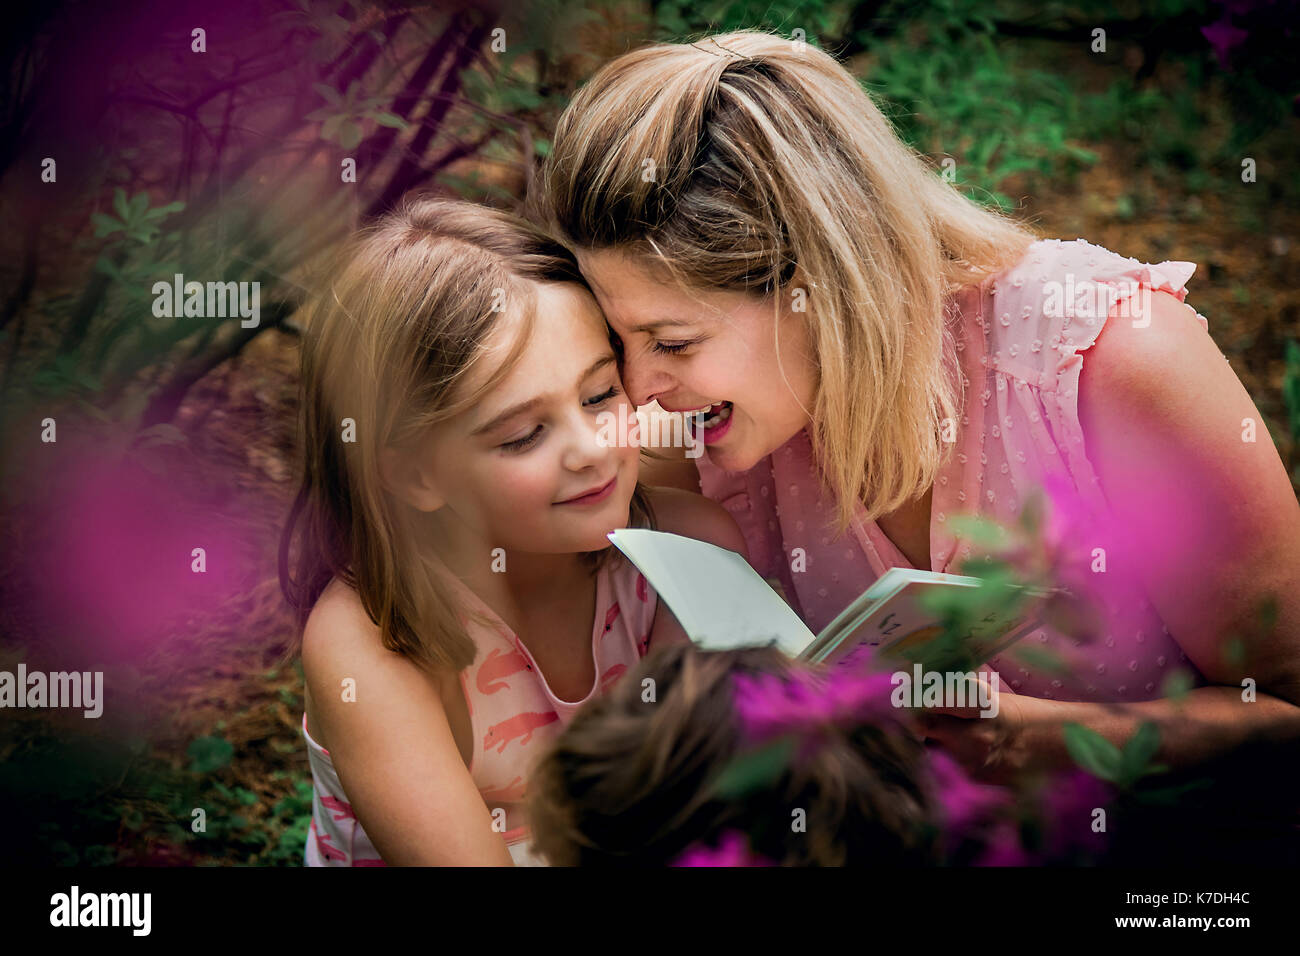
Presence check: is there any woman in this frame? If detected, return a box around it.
[531,30,1300,811]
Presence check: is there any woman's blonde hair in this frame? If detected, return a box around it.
[280,197,654,672]
[535,29,1039,529]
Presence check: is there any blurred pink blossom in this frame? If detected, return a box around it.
[672,830,775,867]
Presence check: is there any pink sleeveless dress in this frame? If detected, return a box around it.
[697,237,1211,703]
[302,550,658,866]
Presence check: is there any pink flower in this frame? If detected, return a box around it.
[672,830,775,867]
[1202,17,1249,68]
[974,819,1032,866]
[1037,769,1114,861]
[925,749,1013,853]
[732,662,903,747]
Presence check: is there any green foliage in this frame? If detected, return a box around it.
[92,188,186,245]
[1063,720,1164,789]
[653,0,844,40]
[710,735,797,799]
[1161,668,1195,701]
[1283,339,1300,443]
[307,80,410,150]
[862,17,1096,211]
[187,735,235,774]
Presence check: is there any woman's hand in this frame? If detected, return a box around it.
[914,675,1060,784]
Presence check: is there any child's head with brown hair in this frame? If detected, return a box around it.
[280,196,653,672]
[526,642,939,866]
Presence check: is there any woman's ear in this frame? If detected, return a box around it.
[379,445,447,513]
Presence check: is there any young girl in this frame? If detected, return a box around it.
[279,197,746,866]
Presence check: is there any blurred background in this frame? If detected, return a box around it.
[0,0,1296,865]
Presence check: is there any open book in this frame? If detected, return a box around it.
[608,528,1048,669]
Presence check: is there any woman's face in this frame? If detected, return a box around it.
[576,248,818,473]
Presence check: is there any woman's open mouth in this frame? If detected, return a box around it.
[685,401,734,444]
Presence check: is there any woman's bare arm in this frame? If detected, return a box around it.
[928,290,1300,778]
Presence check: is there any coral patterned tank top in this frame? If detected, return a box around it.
[303,549,658,866]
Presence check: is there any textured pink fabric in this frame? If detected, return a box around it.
[697,238,1212,702]
[302,550,657,865]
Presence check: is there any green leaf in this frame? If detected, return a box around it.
[93,256,122,280]
[946,514,1011,548]
[1161,668,1194,701]
[112,187,131,220]
[338,120,363,151]
[144,200,186,220]
[1282,339,1300,441]
[1119,721,1160,785]
[1062,722,1122,782]
[1134,777,1213,806]
[372,112,408,129]
[187,735,234,774]
[709,736,796,799]
[91,213,124,238]
[312,82,342,106]
[1010,645,1068,674]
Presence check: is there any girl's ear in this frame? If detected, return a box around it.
[379,445,446,513]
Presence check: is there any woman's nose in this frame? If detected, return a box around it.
[621,354,673,408]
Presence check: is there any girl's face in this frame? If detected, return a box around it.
[575,248,818,474]
[414,281,642,556]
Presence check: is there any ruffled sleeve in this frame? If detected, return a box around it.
[987,238,1208,515]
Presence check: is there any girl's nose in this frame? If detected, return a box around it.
[562,407,615,472]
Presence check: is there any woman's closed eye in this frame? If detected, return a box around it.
[651,340,696,355]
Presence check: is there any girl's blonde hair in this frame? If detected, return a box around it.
[535,29,1039,530]
[280,197,654,672]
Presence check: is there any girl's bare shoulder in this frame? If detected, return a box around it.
[300,579,449,706]
[643,485,749,559]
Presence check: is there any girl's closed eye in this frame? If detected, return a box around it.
[501,426,542,452]
[584,385,621,407]
[500,386,622,452]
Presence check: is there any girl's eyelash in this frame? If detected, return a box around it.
[584,385,620,406]
[501,426,542,452]
[652,340,694,355]
[500,386,620,452]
